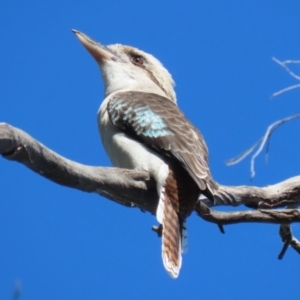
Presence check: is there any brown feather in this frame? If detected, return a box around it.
[108,91,218,202]
[161,161,199,278]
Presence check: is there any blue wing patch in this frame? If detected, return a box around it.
[108,98,173,138]
[107,91,217,199]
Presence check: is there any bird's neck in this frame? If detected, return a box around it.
[104,83,168,99]
[99,63,169,99]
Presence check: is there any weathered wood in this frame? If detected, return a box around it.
[0,123,158,213]
[1,122,300,257]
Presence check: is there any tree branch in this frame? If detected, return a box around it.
[226,57,300,178]
[271,57,300,97]
[195,202,300,225]
[2,122,300,212]
[226,113,300,178]
[0,123,158,214]
[2,122,300,258]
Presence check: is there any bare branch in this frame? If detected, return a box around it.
[271,57,300,97]
[278,224,300,259]
[2,122,300,258]
[195,202,300,259]
[280,60,300,64]
[227,57,300,177]
[195,202,300,225]
[0,123,158,214]
[271,83,300,98]
[218,57,300,258]
[213,178,300,208]
[272,57,300,81]
[226,113,300,178]
[225,139,261,166]
[2,122,300,211]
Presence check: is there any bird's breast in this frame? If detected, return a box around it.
[98,99,168,182]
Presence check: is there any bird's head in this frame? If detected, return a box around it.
[73,29,177,103]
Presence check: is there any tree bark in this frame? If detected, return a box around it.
[1,122,300,257]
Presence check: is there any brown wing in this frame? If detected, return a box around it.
[108,91,217,200]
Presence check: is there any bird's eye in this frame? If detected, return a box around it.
[131,55,144,66]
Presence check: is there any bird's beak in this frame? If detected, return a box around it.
[72,29,122,63]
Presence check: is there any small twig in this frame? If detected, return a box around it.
[271,57,300,98]
[152,225,162,237]
[226,113,300,178]
[278,240,291,260]
[227,57,300,178]
[271,83,300,98]
[280,60,300,64]
[289,238,300,255]
[226,139,262,166]
[218,224,225,234]
[249,113,300,178]
[278,224,293,259]
[195,202,300,225]
[272,57,300,82]
[278,224,300,259]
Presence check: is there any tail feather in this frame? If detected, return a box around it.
[161,195,182,279]
[155,163,199,278]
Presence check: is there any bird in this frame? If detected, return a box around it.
[73,29,217,278]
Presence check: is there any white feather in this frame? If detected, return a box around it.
[162,242,182,279]
[155,164,169,224]
[156,187,165,224]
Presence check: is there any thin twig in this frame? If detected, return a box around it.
[271,83,300,98]
[271,57,300,98]
[278,224,300,259]
[280,60,300,64]
[226,113,300,178]
[272,57,300,82]
[227,57,300,177]
[226,139,262,166]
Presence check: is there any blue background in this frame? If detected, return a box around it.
[1,1,300,299]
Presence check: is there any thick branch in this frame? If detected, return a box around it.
[213,179,300,208]
[1,122,300,222]
[0,123,158,214]
[195,202,300,225]
[2,122,300,258]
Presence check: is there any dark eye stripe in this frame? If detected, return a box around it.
[128,52,169,100]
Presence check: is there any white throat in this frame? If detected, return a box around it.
[99,60,169,98]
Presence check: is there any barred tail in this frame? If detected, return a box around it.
[156,165,196,279]
[160,195,182,279]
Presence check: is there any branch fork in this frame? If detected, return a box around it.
[1,122,300,259]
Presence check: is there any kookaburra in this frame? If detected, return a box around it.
[73,29,217,278]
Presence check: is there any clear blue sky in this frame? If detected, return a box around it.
[1,1,300,299]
